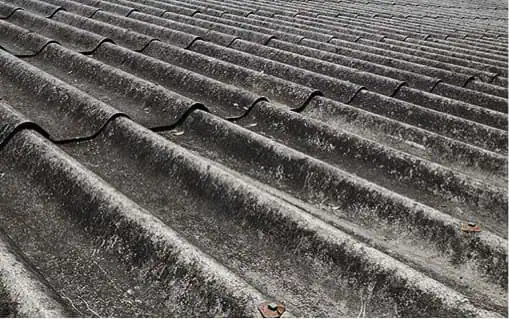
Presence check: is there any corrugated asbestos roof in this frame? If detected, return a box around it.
[0,0,507,317]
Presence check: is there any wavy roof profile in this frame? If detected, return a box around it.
[0,0,507,317]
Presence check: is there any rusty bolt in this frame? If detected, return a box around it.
[267,303,278,311]
[258,301,286,318]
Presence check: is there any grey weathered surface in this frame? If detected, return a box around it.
[0,0,507,317]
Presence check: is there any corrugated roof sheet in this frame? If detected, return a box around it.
[0,0,507,317]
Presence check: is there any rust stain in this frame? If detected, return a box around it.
[258,301,286,318]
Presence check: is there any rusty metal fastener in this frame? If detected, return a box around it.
[267,303,278,311]
[461,222,481,233]
[258,301,286,318]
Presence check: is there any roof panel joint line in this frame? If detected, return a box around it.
[134,38,162,53]
[189,9,201,17]
[125,8,138,18]
[225,96,269,121]
[295,36,307,45]
[262,35,277,45]
[460,75,480,89]
[0,39,59,58]
[326,36,337,44]
[52,113,131,145]
[225,37,242,48]
[3,10,119,56]
[44,6,66,19]
[344,86,368,105]
[184,36,205,52]
[0,121,50,150]
[489,74,503,85]
[389,81,409,98]
[88,8,104,19]
[0,101,51,149]
[78,37,116,55]
[158,10,169,18]
[0,46,135,142]
[0,8,23,19]
[150,102,209,133]
[290,89,324,113]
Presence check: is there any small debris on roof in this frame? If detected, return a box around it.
[170,130,185,136]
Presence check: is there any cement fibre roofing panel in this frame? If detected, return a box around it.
[0,0,507,317]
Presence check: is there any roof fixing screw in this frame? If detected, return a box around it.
[258,301,286,318]
[267,303,278,311]
[460,221,481,233]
